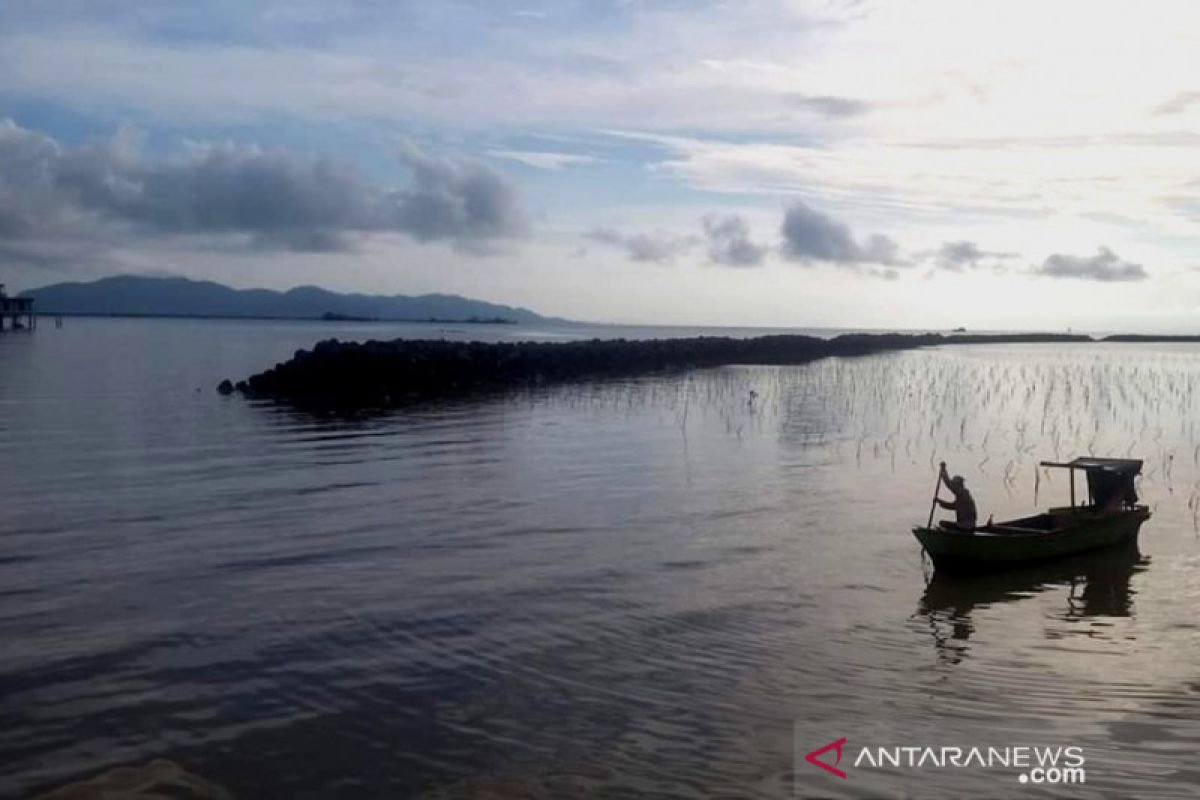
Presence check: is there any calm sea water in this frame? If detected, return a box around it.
[3,317,1200,798]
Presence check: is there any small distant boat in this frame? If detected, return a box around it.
[913,457,1150,574]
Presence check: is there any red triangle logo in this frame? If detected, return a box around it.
[805,737,847,779]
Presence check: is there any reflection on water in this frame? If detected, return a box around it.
[918,545,1150,665]
[3,320,1200,798]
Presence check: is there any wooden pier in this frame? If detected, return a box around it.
[0,285,36,332]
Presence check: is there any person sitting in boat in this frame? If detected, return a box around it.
[1096,468,1139,515]
[937,462,977,530]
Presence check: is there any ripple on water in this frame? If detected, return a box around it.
[7,332,1200,797]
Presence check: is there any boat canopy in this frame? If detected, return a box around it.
[1039,457,1142,509]
[1039,457,1143,474]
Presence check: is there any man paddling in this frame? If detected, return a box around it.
[936,462,977,530]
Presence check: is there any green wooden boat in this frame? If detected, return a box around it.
[913,457,1151,574]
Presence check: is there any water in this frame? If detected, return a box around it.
[3,318,1200,798]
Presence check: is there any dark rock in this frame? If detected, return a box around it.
[217,379,234,395]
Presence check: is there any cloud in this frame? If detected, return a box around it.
[489,149,597,170]
[0,120,528,268]
[0,7,863,133]
[779,201,902,267]
[606,128,1199,234]
[1154,92,1200,116]
[586,213,767,266]
[392,145,529,249]
[584,227,699,264]
[925,240,1018,272]
[585,201,912,277]
[789,93,871,118]
[701,214,767,267]
[1033,247,1147,282]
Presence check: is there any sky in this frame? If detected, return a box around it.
[1,0,1199,332]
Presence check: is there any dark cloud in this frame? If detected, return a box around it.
[1033,247,1147,282]
[584,227,699,264]
[701,214,766,267]
[789,93,871,118]
[0,119,528,268]
[926,240,1018,272]
[0,121,83,240]
[250,228,353,253]
[779,201,902,267]
[391,145,529,249]
[1154,91,1200,116]
[586,213,767,267]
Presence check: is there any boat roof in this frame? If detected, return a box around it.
[1039,457,1143,473]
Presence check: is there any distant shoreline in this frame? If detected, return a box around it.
[19,275,556,327]
[1101,334,1200,343]
[27,312,1200,341]
[33,311,525,325]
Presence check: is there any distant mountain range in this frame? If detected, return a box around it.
[21,275,558,324]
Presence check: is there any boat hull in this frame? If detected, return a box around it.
[912,506,1150,574]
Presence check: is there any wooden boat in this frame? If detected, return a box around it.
[912,457,1151,574]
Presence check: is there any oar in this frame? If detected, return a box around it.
[926,464,942,529]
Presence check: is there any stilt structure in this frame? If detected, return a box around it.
[0,285,36,332]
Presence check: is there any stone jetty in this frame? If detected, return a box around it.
[226,332,1090,410]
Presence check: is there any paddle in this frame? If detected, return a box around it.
[926,462,944,529]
